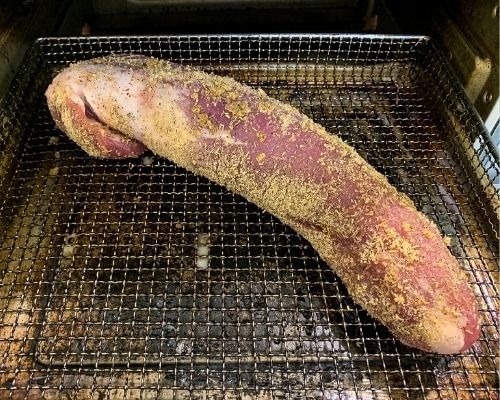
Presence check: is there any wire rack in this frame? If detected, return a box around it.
[0,35,498,399]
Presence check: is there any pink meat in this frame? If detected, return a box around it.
[45,55,480,354]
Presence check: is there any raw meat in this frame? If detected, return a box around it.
[45,55,480,353]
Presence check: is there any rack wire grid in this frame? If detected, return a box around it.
[0,35,498,400]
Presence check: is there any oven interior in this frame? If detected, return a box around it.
[0,2,498,400]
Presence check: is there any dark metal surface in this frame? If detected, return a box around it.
[0,35,498,399]
[385,0,499,121]
[0,0,71,113]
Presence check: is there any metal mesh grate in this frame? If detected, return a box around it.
[0,35,498,399]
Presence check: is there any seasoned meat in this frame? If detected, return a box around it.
[46,55,480,354]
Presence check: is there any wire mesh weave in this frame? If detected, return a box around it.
[0,35,498,399]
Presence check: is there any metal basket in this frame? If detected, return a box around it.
[0,34,498,399]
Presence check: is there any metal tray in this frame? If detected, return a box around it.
[0,34,498,399]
